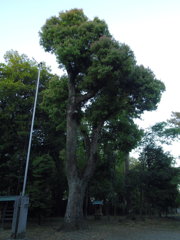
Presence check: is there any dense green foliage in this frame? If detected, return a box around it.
[28,154,56,221]
[126,144,179,216]
[40,9,165,125]
[0,51,40,195]
[0,51,67,217]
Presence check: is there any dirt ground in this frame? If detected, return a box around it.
[1,216,180,240]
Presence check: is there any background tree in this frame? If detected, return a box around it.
[0,50,66,216]
[28,154,56,224]
[126,129,180,218]
[0,50,42,195]
[40,9,165,228]
[88,114,143,212]
[139,144,179,216]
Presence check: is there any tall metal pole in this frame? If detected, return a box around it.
[22,63,42,196]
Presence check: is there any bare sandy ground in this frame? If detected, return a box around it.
[1,216,180,240]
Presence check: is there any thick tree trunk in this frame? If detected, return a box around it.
[66,74,78,179]
[64,73,103,230]
[64,178,87,229]
[65,73,88,229]
[64,121,102,229]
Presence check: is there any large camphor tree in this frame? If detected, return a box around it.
[40,9,165,228]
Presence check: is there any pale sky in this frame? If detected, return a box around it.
[0,0,179,164]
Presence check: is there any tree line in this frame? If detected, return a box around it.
[0,9,179,229]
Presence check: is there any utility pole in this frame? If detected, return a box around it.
[11,63,42,239]
[22,62,42,196]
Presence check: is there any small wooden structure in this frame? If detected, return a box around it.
[0,196,18,229]
[0,195,29,239]
[92,200,103,219]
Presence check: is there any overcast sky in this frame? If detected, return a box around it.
[1,0,179,164]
